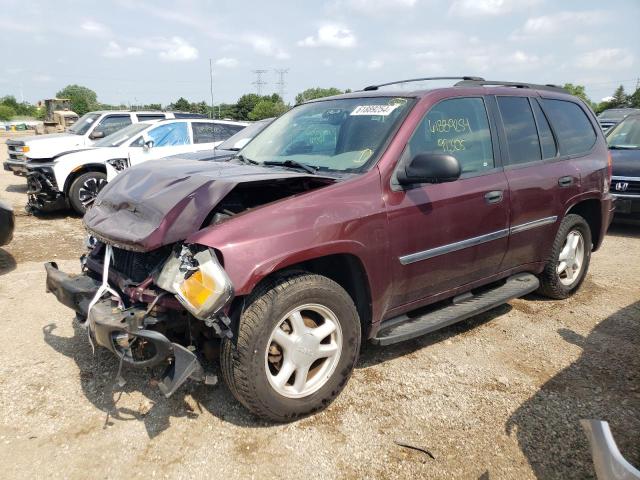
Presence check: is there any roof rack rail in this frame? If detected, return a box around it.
[454,79,567,93]
[363,76,485,91]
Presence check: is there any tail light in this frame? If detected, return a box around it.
[607,151,613,182]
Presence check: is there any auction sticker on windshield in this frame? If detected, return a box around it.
[351,104,399,116]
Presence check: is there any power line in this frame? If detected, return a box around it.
[274,68,289,99]
[252,69,268,96]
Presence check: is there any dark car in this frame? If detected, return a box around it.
[44,77,613,421]
[167,118,274,163]
[607,113,640,218]
[0,199,14,246]
[598,108,640,132]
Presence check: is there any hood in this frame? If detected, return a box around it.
[611,148,640,177]
[84,159,336,252]
[165,149,235,162]
[19,133,86,159]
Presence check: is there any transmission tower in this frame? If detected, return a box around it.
[252,69,268,95]
[274,68,289,99]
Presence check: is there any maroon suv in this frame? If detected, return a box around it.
[45,77,614,421]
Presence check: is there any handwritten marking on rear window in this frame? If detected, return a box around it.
[438,138,465,152]
[351,104,399,116]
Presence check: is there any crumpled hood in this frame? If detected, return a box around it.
[84,159,335,251]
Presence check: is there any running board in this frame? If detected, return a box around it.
[372,273,539,346]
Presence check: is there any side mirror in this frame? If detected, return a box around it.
[90,130,105,140]
[397,153,461,186]
[143,139,154,151]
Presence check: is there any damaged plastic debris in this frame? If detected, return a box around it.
[158,343,217,397]
[394,440,435,460]
[204,313,233,339]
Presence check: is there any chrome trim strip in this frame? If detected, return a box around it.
[399,228,509,265]
[612,176,640,181]
[510,215,558,235]
[612,193,640,199]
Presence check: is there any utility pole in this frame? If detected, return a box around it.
[209,58,215,119]
[252,69,268,96]
[274,68,289,100]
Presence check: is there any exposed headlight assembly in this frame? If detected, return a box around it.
[157,245,234,320]
[106,158,130,172]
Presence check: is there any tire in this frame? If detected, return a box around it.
[537,214,592,299]
[68,171,107,215]
[220,272,361,422]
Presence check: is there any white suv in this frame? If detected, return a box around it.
[4,110,206,175]
[26,118,248,214]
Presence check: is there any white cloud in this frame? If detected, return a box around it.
[215,57,239,68]
[80,20,109,36]
[342,0,416,10]
[449,0,539,17]
[103,41,144,58]
[356,59,384,70]
[518,11,606,36]
[33,74,53,83]
[298,25,356,49]
[244,35,290,59]
[156,37,199,62]
[576,48,634,69]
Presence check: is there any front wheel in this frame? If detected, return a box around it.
[68,171,107,215]
[537,214,592,299]
[220,272,361,422]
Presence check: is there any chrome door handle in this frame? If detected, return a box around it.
[484,190,503,204]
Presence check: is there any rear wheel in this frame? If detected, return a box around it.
[68,171,107,215]
[537,214,591,299]
[220,272,361,422]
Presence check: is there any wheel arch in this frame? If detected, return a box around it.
[63,163,107,195]
[565,198,603,251]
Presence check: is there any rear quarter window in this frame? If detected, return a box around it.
[540,99,596,156]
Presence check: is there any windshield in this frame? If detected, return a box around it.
[607,116,640,149]
[240,97,413,172]
[218,119,272,150]
[68,113,100,135]
[599,109,635,121]
[94,122,151,147]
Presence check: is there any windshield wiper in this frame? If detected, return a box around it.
[263,160,318,175]
[234,154,258,165]
[609,145,639,150]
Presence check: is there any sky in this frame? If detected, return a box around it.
[0,0,638,106]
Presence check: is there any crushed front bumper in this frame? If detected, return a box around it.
[44,262,214,396]
[26,169,67,213]
[3,159,27,175]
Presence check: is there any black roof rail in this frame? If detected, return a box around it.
[363,76,485,91]
[454,79,567,93]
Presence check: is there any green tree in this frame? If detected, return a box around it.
[562,83,595,109]
[56,84,98,115]
[611,85,629,108]
[249,99,288,120]
[0,104,16,121]
[630,88,640,108]
[235,94,262,120]
[0,96,38,117]
[169,97,191,112]
[295,87,343,104]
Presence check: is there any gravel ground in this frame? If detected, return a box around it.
[0,137,638,479]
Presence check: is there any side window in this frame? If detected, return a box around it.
[531,99,557,159]
[407,97,494,174]
[192,123,220,144]
[497,96,541,165]
[214,124,243,141]
[540,99,597,156]
[95,115,132,137]
[147,122,190,147]
[136,114,166,122]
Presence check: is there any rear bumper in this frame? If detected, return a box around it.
[3,159,27,175]
[44,262,213,396]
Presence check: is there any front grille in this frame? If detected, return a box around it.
[111,246,172,282]
[612,179,640,195]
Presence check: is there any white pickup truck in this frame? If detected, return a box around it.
[3,110,206,175]
[26,118,248,214]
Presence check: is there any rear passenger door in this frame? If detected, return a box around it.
[494,95,582,270]
[192,122,244,149]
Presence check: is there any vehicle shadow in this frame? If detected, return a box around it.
[6,183,27,193]
[607,221,640,239]
[42,319,274,438]
[358,304,512,368]
[505,300,640,479]
[0,247,16,275]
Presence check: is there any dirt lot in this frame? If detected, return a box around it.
[0,137,638,479]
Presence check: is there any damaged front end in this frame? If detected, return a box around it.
[26,165,67,213]
[45,240,233,396]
